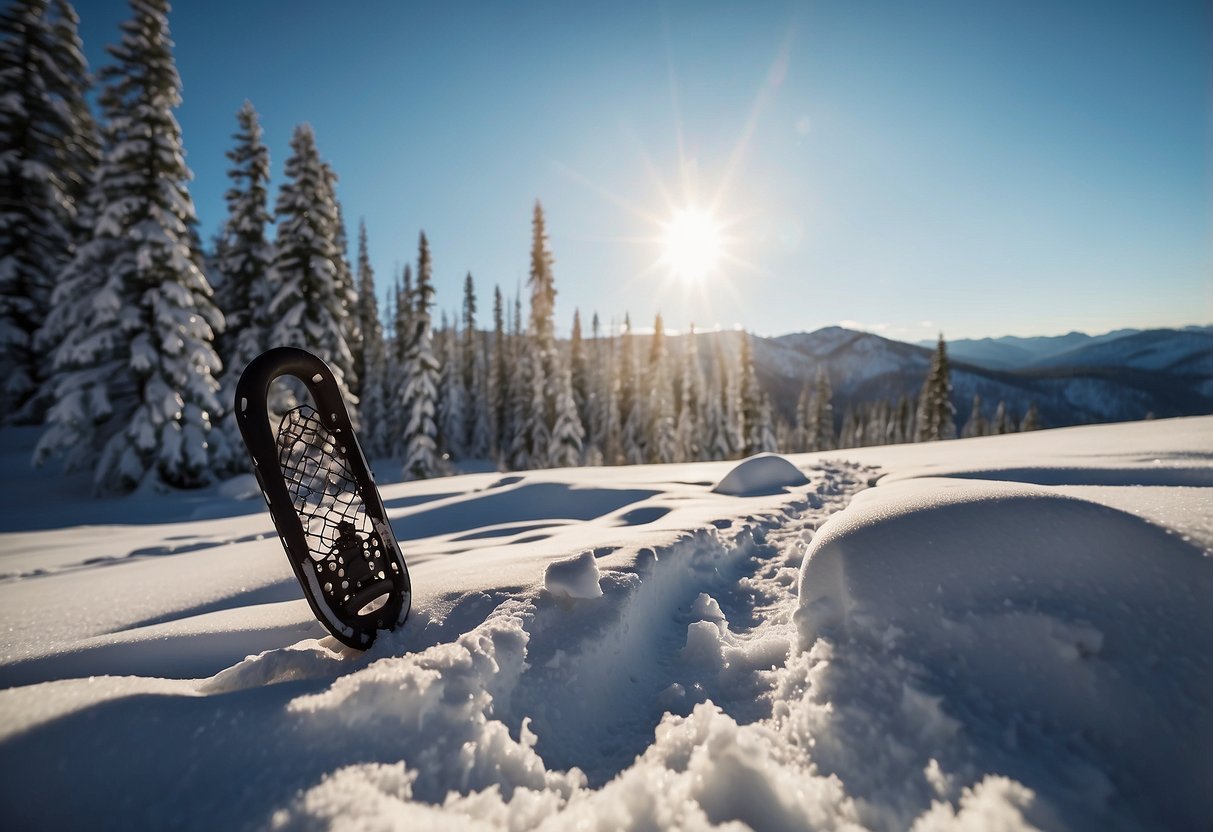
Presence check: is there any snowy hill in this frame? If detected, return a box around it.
[934,329,1143,370]
[1,417,1210,830]
[927,326,1212,372]
[753,325,1212,428]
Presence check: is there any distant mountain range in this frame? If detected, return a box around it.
[734,324,1212,431]
[920,326,1213,373]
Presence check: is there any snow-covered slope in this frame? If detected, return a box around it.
[0,418,1210,830]
[762,326,1212,427]
[932,329,1142,370]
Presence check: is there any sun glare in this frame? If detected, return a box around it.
[661,207,723,282]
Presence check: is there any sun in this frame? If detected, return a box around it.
[660,206,723,282]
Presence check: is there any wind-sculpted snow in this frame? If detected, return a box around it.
[796,478,1213,830]
[712,452,810,496]
[1,417,1211,830]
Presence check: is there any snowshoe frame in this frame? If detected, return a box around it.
[235,347,411,649]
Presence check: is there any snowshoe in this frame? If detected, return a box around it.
[235,347,411,649]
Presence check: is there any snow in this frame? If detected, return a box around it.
[0,416,1210,830]
[712,452,810,496]
[543,550,603,599]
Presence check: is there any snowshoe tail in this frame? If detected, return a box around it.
[235,347,411,649]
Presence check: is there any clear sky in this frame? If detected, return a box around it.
[77,0,1211,340]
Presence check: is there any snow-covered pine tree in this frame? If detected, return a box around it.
[1020,402,1040,431]
[739,331,764,456]
[676,324,704,461]
[584,311,603,456]
[267,124,356,415]
[619,314,646,464]
[36,0,223,491]
[400,233,441,479]
[212,100,272,469]
[525,332,551,467]
[504,335,533,471]
[597,325,621,465]
[467,338,492,459]
[915,334,956,442]
[1,0,99,423]
[461,272,476,394]
[811,365,834,451]
[50,0,97,219]
[703,343,730,461]
[353,220,389,457]
[437,319,467,461]
[548,354,584,468]
[893,394,912,445]
[756,393,778,453]
[395,265,413,367]
[961,393,986,438]
[386,264,412,455]
[647,313,677,463]
[994,401,1017,434]
[528,201,557,428]
[793,383,811,452]
[319,159,358,406]
[569,308,589,432]
[488,285,508,459]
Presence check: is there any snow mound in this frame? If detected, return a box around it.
[795,479,1213,829]
[543,551,603,599]
[712,453,809,496]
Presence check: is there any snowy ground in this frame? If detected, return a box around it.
[0,417,1210,830]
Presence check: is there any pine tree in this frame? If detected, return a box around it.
[597,324,621,465]
[1,0,100,423]
[36,0,223,491]
[992,400,1009,435]
[703,341,731,461]
[461,272,477,391]
[467,339,493,459]
[739,332,764,456]
[548,355,584,467]
[647,313,677,463]
[353,221,389,456]
[212,101,272,468]
[525,334,551,466]
[319,160,358,402]
[400,233,441,479]
[459,272,490,457]
[793,383,811,452]
[915,335,956,442]
[437,321,466,460]
[1020,402,1040,432]
[528,200,557,428]
[893,394,912,445]
[619,314,646,464]
[756,393,778,453]
[961,393,987,438]
[570,308,589,432]
[676,325,705,461]
[505,333,533,471]
[488,285,508,459]
[267,124,355,413]
[811,366,834,451]
[585,311,603,456]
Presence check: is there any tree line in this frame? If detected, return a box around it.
[1,0,1037,495]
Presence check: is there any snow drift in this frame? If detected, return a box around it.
[712,453,810,496]
[796,477,1213,830]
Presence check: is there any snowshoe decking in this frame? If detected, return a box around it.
[235,347,411,649]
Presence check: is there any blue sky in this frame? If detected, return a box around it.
[78,0,1211,340]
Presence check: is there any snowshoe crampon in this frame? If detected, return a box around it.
[236,347,411,649]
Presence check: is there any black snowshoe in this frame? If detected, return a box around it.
[235,347,411,649]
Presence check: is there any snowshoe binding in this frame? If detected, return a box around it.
[235,347,411,649]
